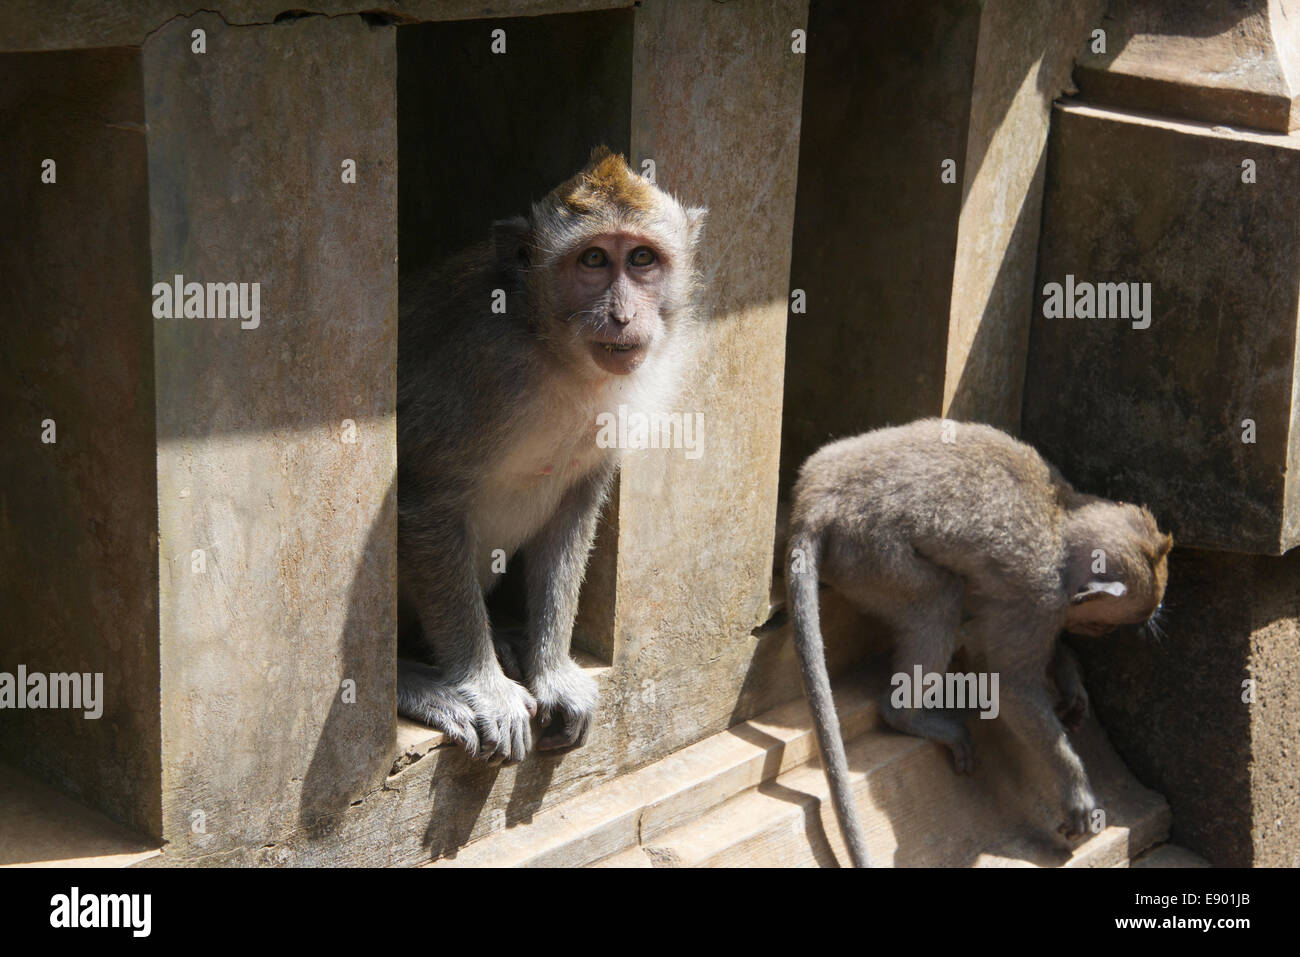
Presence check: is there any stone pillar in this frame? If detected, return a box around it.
[1023,2,1300,864]
[943,0,1108,428]
[597,0,811,759]
[143,12,398,857]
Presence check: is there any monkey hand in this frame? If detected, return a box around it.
[1059,783,1098,839]
[459,672,539,766]
[530,658,598,752]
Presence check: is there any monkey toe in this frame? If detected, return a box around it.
[475,712,533,765]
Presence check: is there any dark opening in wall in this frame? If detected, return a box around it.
[395,10,634,665]
[779,0,976,501]
[0,46,162,840]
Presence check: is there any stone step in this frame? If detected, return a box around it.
[435,668,1171,868]
[1130,844,1211,868]
[427,677,881,867]
[622,719,1169,868]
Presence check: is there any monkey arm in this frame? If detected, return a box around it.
[399,515,497,679]
[1050,640,1089,733]
[521,465,614,750]
[998,677,1096,837]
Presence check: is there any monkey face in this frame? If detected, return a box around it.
[518,147,706,380]
[554,230,674,377]
[1064,504,1172,636]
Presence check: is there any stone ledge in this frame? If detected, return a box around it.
[0,763,160,868]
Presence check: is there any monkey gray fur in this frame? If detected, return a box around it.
[785,418,1172,867]
[397,148,706,766]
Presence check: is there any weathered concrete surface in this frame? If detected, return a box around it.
[144,14,398,857]
[1073,547,1300,866]
[780,0,977,494]
[1024,102,1300,555]
[0,1,634,52]
[943,0,1107,429]
[0,47,162,839]
[1075,0,1300,133]
[397,11,634,281]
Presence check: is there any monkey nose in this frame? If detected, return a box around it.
[610,313,633,326]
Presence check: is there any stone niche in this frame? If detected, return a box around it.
[0,46,161,839]
[1023,101,1300,555]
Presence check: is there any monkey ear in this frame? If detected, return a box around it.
[1071,580,1127,604]
[685,205,708,247]
[492,216,531,266]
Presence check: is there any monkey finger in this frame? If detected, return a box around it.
[510,716,532,764]
[1059,816,1086,839]
[474,718,506,765]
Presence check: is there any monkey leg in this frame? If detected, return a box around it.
[858,571,974,774]
[522,469,612,751]
[398,517,537,766]
[491,625,527,683]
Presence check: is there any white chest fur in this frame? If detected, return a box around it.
[470,342,687,586]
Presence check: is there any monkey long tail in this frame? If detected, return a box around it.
[787,529,872,868]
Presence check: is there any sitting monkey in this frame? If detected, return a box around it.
[785,419,1171,867]
[397,148,707,765]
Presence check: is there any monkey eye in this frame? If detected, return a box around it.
[579,248,608,268]
[629,246,657,267]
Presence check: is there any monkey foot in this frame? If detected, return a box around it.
[397,659,482,757]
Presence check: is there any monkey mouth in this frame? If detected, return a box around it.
[589,339,648,375]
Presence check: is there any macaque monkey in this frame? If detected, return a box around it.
[785,419,1172,867]
[397,147,707,765]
